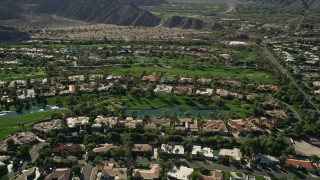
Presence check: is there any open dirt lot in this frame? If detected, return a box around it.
[293,139,320,157]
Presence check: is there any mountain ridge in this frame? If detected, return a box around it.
[1,0,161,27]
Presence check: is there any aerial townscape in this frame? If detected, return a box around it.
[0,0,319,179]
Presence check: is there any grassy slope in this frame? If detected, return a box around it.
[0,68,46,82]
[0,111,54,139]
[143,3,222,20]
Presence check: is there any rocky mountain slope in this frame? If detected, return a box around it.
[163,16,224,30]
[163,16,206,29]
[2,0,161,27]
[0,1,22,20]
[0,26,29,42]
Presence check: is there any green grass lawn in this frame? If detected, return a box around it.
[213,150,219,156]
[106,65,273,84]
[96,95,202,110]
[0,111,54,140]
[47,97,68,107]
[0,68,46,82]
[255,176,265,180]
[0,127,20,141]
[143,3,223,20]
[223,171,232,179]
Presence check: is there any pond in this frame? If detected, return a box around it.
[0,105,64,117]
[125,107,225,118]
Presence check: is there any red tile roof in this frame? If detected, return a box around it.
[285,158,318,170]
[52,143,81,153]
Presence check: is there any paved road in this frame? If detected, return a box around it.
[30,142,46,162]
[82,163,93,180]
[82,157,319,179]
[260,41,319,113]
[181,159,319,180]
[270,96,302,122]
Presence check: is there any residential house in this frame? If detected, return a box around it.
[68,75,85,82]
[253,117,277,129]
[313,81,320,87]
[219,148,242,161]
[228,119,260,136]
[131,144,152,154]
[121,117,143,129]
[133,164,160,179]
[0,132,38,151]
[197,78,213,85]
[174,86,193,95]
[95,163,128,180]
[160,77,175,84]
[80,84,94,93]
[44,168,72,180]
[60,85,76,96]
[153,84,173,93]
[201,170,224,180]
[167,166,194,180]
[144,117,171,131]
[161,144,185,156]
[89,75,103,82]
[142,75,158,83]
[256,153,279,166]
[33,119,62,133]
[12,131,37,145]
[0,81,5,87]
[216,89,243,99]
[175,118,198,133]
[52,143,81,154]
[1,95,14,103]
[9,80,27,88]
[93,144,118,153]
[196,88,213,96]
[17,89,35,100]
[178,77,192,84]
[257,85,278,91]
[98,83,113,92]
[243,174,256,180]
[219,54,232,60]
[0,156,9,171]
[144,123,157,131]
[265,109,287,119]
[16,167,38,180]
[202,120,229,136]
[192,146,214,159]
[66,116,89,128]
[188,119,199,133]
[106,75,122,81]
[92,116,118,132]
[285,156,318,173]
[0,156,10,164]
